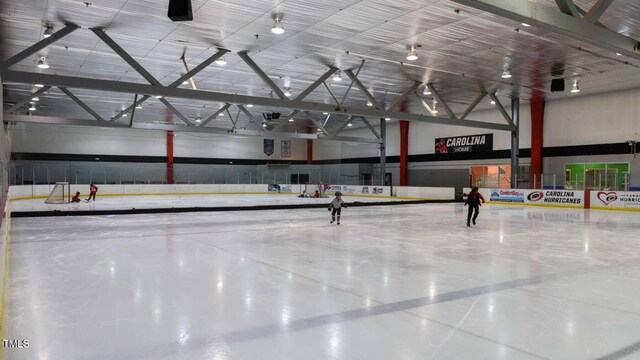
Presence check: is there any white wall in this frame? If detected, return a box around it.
[11,123,165,156]
[11,123,307,161]
[174,132,306,160]
[544,87,640,147]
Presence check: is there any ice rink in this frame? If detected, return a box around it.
[5,200,640,359]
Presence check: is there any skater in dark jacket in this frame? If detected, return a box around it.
[464,187,485,226]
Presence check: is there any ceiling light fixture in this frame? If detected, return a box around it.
[271,14,285,34]
[247,104,254,108]
[215,56,227,65]
[406,45,418,61]
[423,86,431,95]
[288,118,294,122]
[385,117,391,121]
[136,104,143,109]
[501,69,512,79]
[262,122,268,128]
[195,117,202,123]
[181,74,189,85]
[28,102,36,111]
[154,95,163,99]
[218,112,224,116]
[490,99,496,105]
[284,88,292,97]
[122,113,128,117]
[571,80,580,93]
[347,121,353,127]
[317,128,322,132]
[43,26,54,38]
[521,23,530,27]
[37,56,49,69]
[32,95,40,101]
[322,112,329,115]
[35,84,44,88]
[616,53,622,56]
[332,71,343,82]
[366,101,373,107]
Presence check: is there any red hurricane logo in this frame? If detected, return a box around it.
[527,191,544,201]
[597,191,618,205]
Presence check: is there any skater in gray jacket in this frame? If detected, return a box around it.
[328,191,346,225]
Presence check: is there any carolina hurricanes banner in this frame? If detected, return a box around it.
[263,139,274,156]
[435,134,493,153]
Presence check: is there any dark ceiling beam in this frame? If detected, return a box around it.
[360,117,381,139]
[332,116,354,136]
[582,0,614,24]
[157,98,194,126]
[170,49,229,87]
[344,69,382,110]
[111,50,230,122]
[3,114,382,143]
[237,105,264,131]
[459,92,487,120]
[237,51,287,99]
[7,86,51,113]
[91,28,161,86]
[200,103,231,127]
[58,87,106,122]
[91,27,196,126]
[111,96,150,122]
[451,0,640,60]
[387,81,421,112]
[1,70,514,131]
[554,0,581,17]
[427,84,457,120]
[0,24,80,70]
[488,92,514,127]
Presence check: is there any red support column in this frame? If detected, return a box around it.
[307,139,313,164]
[167,131,174,184]
[400,120,409,186]
[530,101,545,189]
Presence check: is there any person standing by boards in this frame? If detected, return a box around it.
[464,187,485,227]
[86,183,99,202]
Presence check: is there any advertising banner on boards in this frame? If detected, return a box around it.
[591,191,640,211]
[323,185,390,197]
[487,189,584,207]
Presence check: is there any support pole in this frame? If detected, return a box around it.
[307,139,313,165]
[380,118,386,186]
[167,131,174,184]
[530,101,545,188]
[400,120,409,186]
[510,97,520,189]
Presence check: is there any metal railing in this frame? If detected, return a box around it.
[7,164,388,186]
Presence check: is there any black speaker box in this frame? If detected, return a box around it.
[551,78,565,92]
[168,0,193,22]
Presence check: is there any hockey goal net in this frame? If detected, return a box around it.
[45,182,71,204]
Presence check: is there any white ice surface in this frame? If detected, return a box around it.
[6,201,640,360]
[10,193,407,212]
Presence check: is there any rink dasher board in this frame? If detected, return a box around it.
[467,188,585,209]
[9,199,459,218]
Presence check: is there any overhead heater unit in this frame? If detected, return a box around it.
[168,0,193,21]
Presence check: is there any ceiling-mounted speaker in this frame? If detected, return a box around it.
[168,0,193,21]
[551,78,565,92]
